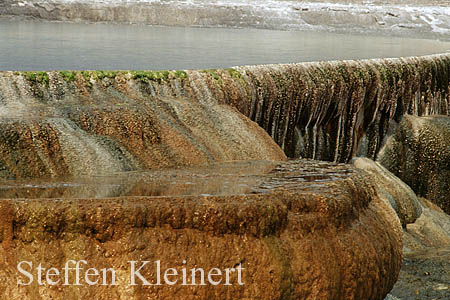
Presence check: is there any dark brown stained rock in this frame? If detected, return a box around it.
[377,115,450,214]
[0,160,402,300]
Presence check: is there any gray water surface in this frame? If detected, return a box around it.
[1,19,450,71]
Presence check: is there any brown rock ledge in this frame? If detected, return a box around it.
[0,160,402,300]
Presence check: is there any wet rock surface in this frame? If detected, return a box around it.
[404,198,450,252]
[0,159,357,199]
[1,53,449,166]
[353,158,450,300]
[377,115,450,214]
[0,71,286,178]
[0,159,402,300]
[352,157,422,227]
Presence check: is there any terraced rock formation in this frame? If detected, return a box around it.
[0,160,403,300]
[0,70,286,178]
[1,53,448,174]
[0,53,447,299]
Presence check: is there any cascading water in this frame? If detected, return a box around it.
[0,53,448,181]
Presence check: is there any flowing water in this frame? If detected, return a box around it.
[0,159,354,199]
[1,19,450,71]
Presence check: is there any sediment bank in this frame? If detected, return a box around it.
[1,0,450,40]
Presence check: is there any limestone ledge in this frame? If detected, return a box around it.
[0,53,449,169]
[0,160,403,300]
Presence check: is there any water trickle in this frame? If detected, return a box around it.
[0,159,355,199]
[0,53,448,181]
